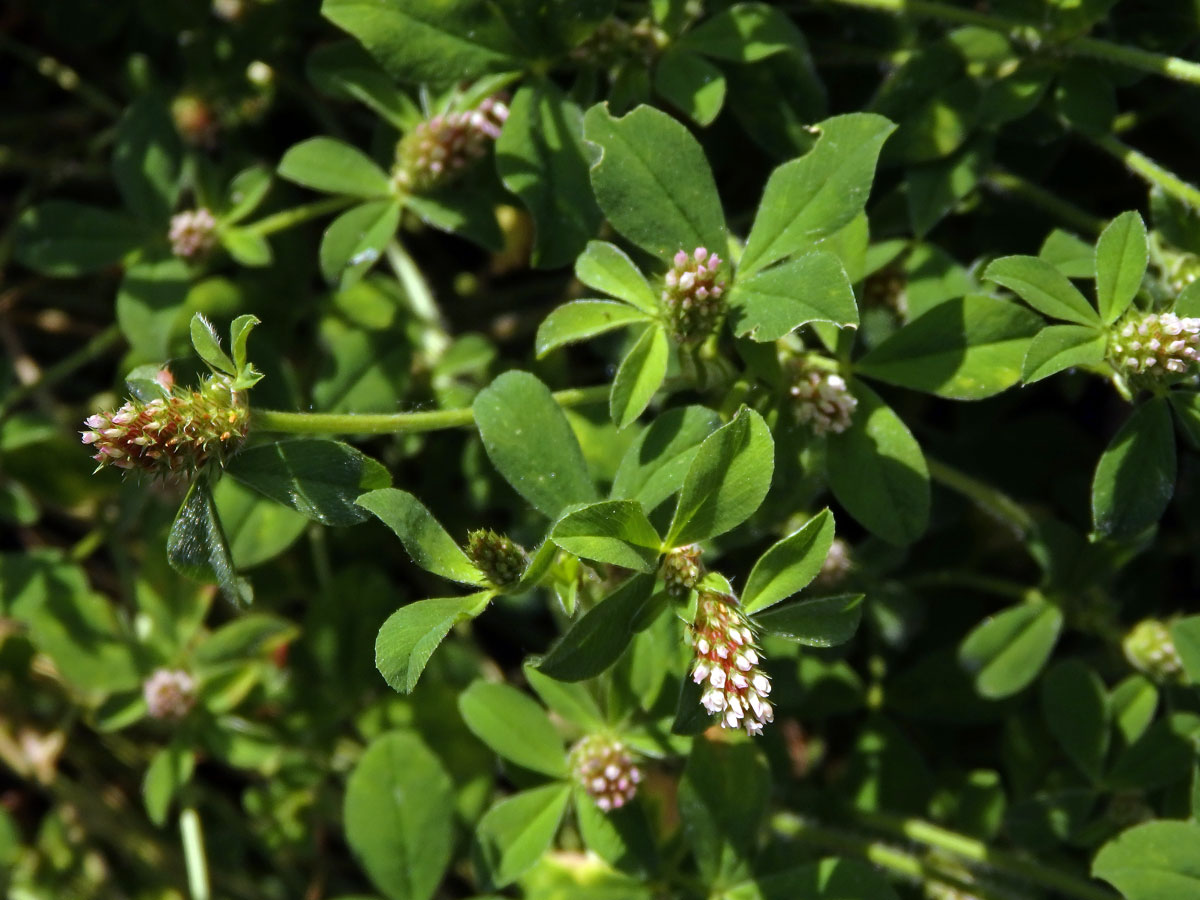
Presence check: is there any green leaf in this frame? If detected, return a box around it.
[112,95,181,224]
[1093,820,1200,900]
[277,137,391,197]
[223,165,274,224]
[473,371,599,518]
[583,103,726,261]
[213,478,307,569]
[667,408,774,546]
[983,255,1099,326]
[475,784,571,888]
[167,478,252,606]
[1095,211,1148,324]
[321,0,523,84]
[524,664,605,731]
[743,858,903,900]
[459,680,568,777]
[958,603,1063,699]
[575,240,660,313]
[728,250,858,341]
[1022,323,1108,383]
[307,39,421,131]
[26,585,141,697]
[1111,674,1158,745]
[739,113,895,277]
[116,256,191,360]
[856,294,1042,400]
[678,738,769,882]
[497,82,603,268]
[906,138,991,237]
[13,202,143,276]
[535,300,651,358]
[230,314,260,373]
[753,593,864,646]
[219,227,273,268]
[375,593,490,693]
[610,325,669,429]
[403,189,504,252]
[742,509,835,613]
[1109,713,1200,791]
[653,50,726,127]
[550,500,662,573]
[319,199,402,288]
[826,383,929,545]
[676,2,806,62]
[357,488,483,584]
[225,439,391,526]
[189,314,236,375]
[1040,660,1109,782]
[1091,398,1176,539]
[575,788,657,876]
[1040,228,1095,278]
[143,742,195,827]
[1169,391,1200,450]
[344,731,454,900]
[1170,616,1200,685]
[611,405,723,512]
[538,574,657,681]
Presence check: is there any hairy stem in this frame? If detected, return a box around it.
[1087,132,1200,210]
[244,196,356,236]
[250,384,612,436]
[926,456,1036,537]
[815,0,1200,87]
[984,168,1105,236]
[855,810,1120,900]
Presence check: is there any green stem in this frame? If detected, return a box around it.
[984,168,1105,236]
[0,323,124,421]
[855,811,1120,900]
[250,384,612,436]
[773,815,1023,900]
[926,456,1036,537]
[815,0,1200,87]
[244,196,356,236]
[179,807,211,900]
[1086,132,1200,210]
[0,34,122,117]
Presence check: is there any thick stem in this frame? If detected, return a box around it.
[244,196,356,236]
[1087,132,1200,210]
[250,384,611,436]
[926,456,1036,537]
[180,806,211,900]
[815,0,1200,87]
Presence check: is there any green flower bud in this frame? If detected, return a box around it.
[466,529,528,589]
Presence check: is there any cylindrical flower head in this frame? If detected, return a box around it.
[569,735,641,812]
[814,537,852,588]
[143,669,196,720]
[690,592,773,736]
[81,372,249,475]
[168,208,218,260]
[466,529,528,589]
[1109,312,1200,377]
[392,97,509,194]
[661,544,703,598]
[662,247,727,344]
[1123,619,1184,683]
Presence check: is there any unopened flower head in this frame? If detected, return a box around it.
[171,93,220,148]
[661,544,703,598]
[168,208,218,260]
[1109,312,1200,377]
[786,361,857,436]
[689,592,773,736]
[814,537,852,588]
[1122,619,1184,683]
[81,372,249,475]
[569,735,641,812]
[662,247,726,343]
[143,669,196,720]
[570,17,666,67]
[392,97,509,194]
[466,529,527,589]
